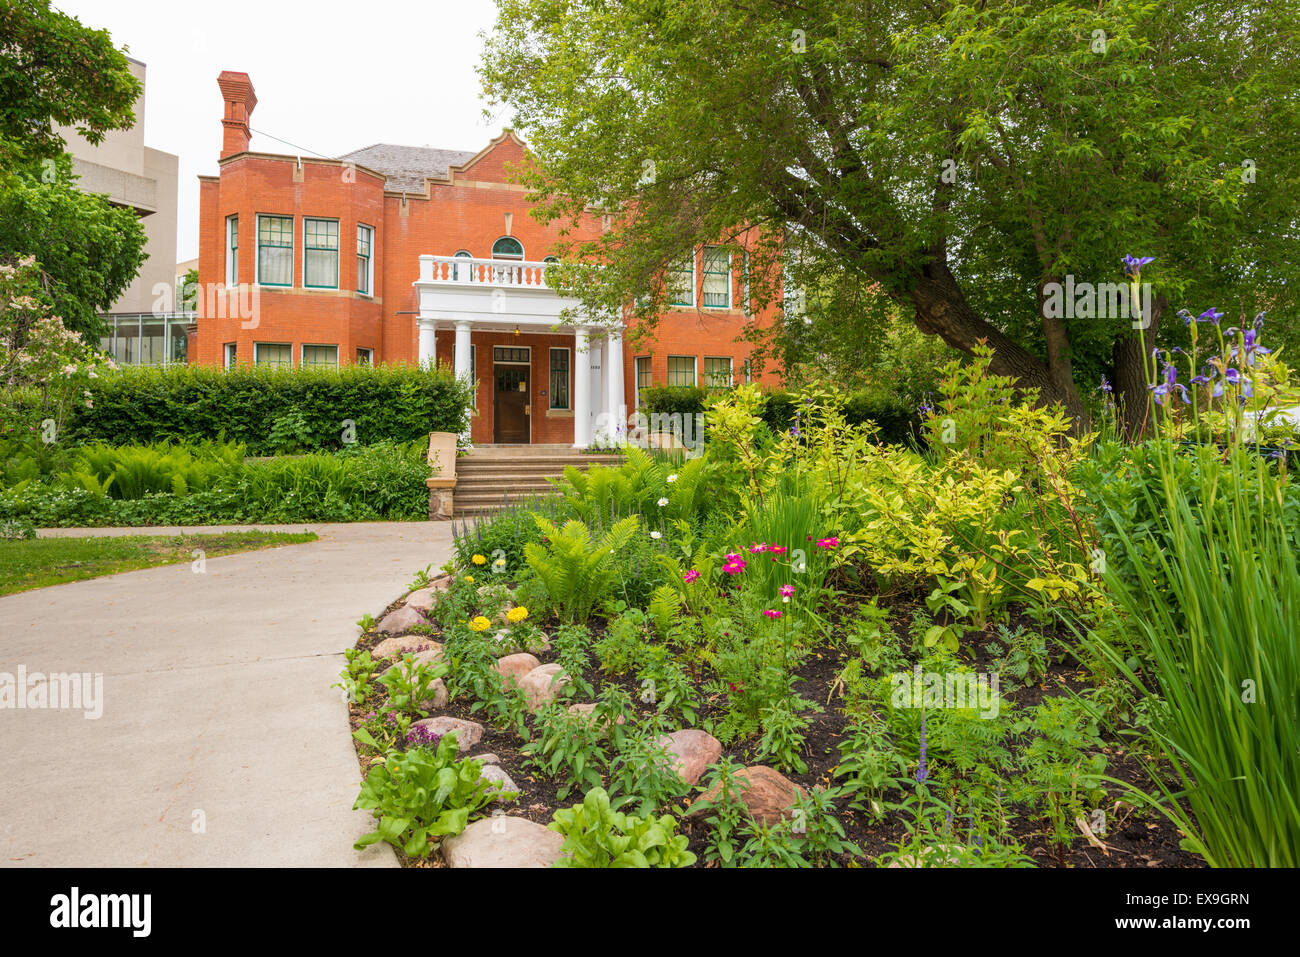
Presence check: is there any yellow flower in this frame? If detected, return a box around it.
[463,575,475,584]
[469,616,491,632]
[506,606,529,624]
[472,554,487,565]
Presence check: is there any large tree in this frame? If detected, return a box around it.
[0,0,146,340]
[481,0,1300,434]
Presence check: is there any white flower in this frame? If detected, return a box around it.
[657,497,668,507]
[649,530,662,540]
[666,474,678,483]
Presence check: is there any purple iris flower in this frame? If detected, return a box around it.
[1123,254,1156,276]
[1197,307,1223,325]
[1150,363,1190,405]
[1243,328,1271,357]
[1099,376,1112,394]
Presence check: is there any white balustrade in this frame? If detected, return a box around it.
[417,255,554,288]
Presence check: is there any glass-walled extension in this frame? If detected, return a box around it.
[97,313,196,366]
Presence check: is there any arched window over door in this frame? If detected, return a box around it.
[492,237,524,260]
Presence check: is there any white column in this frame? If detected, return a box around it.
[605,325,624,446]
[453,321,472,379]
[417,317,437,366]
[572,325,590,448]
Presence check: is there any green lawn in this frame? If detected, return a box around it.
[0,531,318,596]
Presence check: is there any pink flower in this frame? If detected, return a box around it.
[683,569,700,583]
[763,609,782,619]
[779,584,795,598]
[815,537,839,549]
[724,559,747,576]
[770,546,788,555]
[725,551,742,562]
[749,542,769,554]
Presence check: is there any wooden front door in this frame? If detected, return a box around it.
[493,363,530,442]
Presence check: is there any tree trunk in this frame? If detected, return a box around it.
[907,264,1087,430]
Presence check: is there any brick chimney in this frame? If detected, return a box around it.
[217,71,257,158]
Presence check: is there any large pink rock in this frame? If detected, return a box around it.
[371,635,436,660]
[410,717,485,753]
[657,729,722,786]
[692,765,806,826]
[518,664,570,709]
[377,605,429,635]
[496,653,542,690]
[441,816,563,868]
[404,587,438,612]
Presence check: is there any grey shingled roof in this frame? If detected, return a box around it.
[338,143,478,192]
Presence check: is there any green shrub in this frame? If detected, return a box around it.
[50,363,471,454]
[644,385,922,447]
[0,440,430,525]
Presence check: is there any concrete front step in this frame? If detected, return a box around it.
[449,448,625,517]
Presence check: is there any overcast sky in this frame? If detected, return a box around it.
[54,0,509,262]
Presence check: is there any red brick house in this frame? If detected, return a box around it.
[196,71,780,446]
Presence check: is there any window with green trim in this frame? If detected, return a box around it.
[549,348,570,409]
[492,236,524,259]
[304,218,339,288]
[666,355,696,386]
[254,342,292,367]
[635,356,652,407]
[302,344,339,368]
[356,224,373,295]
[257,215,293,286]
[702,246,730,308]
[226,215,239,286]
[704,356,732,388]
[668,253,695,306]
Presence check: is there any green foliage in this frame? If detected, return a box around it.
[549,786,695,868]
[376,654,449,718]
[523,513,639,623]
[1081,438,1300,867]
[52,362,471,453]
[691,758,751,867]
[0,440,431,525]
[352,736,499,857]
[334,648,380,706]
[1011,697,1108,851]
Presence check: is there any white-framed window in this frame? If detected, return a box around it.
[668,252,695,306]
[635,356,652,407]
[743,358,753,384]
[666,355,696,387]
[254,342,292,368]
[226,215,239,286]
[355,348,374,365]
[356,224,373,295]
[702,246,731,308]
[704,356,733,388]
[304,218,339,289]
[549,347,570,409]
[223,342,237,369]
[256,214,293,287]
[302,344,338,368]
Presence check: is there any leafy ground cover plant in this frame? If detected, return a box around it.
[353,736,501,858]
[549,786,695,868]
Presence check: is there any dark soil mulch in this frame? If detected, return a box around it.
[345,582,1205,869]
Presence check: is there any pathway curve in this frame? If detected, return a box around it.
[0,521,455,867]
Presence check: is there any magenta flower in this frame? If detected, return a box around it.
[724,558,747,575]
[763,609,782,619]
[770,545,788,555]
[815,537,839,549]
[683,569,700,584]
[779,584,795,598]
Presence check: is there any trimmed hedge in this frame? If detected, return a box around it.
[57,363,472,455]
[642,385,923,447]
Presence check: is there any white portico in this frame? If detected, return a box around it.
[413,255,625,446]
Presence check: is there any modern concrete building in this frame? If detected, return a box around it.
[56,56,188,365]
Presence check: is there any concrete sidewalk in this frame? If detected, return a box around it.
[0,521,456,867]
